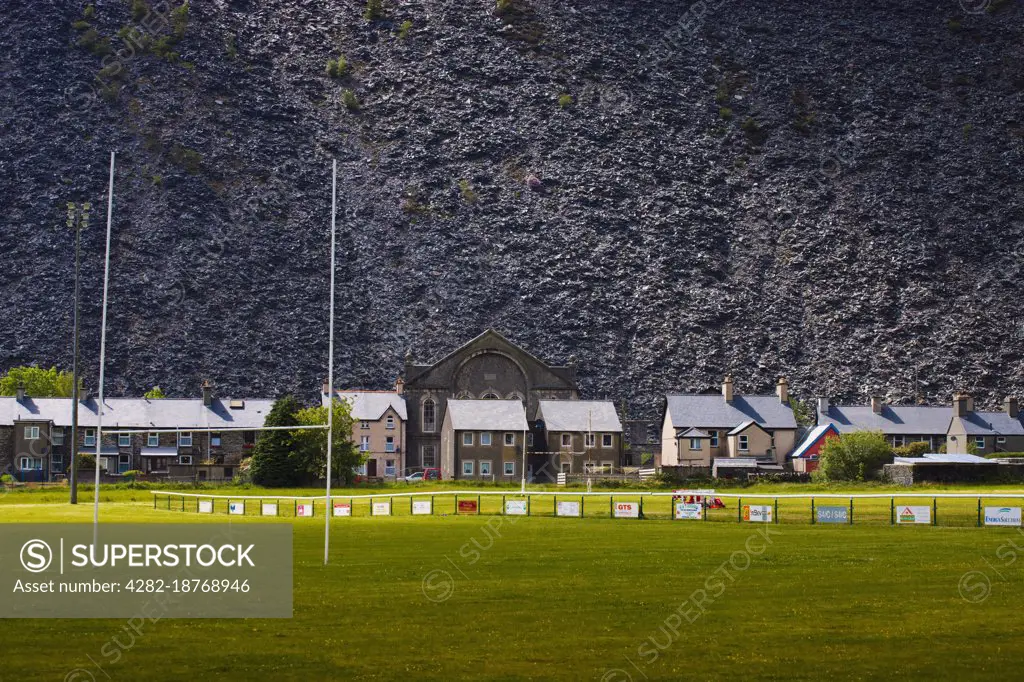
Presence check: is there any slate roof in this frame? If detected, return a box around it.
[446,400,528,431]
[728,420,765,436]
[955,411,1024,436]
[677,427,710,438]
[665,394,797,431]
[820,405,952,435]
[0,397,274,430]
[791,423,840,459]
[329,391,408,421]
[535,400,622,432]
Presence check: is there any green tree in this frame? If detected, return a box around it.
[789,397,815,428]
[249,396,303,488]
[0,366,74,397]
[814,431,893,482]
[144,386,167,399]
[292,399,362,485]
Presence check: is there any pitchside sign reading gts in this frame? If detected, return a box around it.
[1,524,292,618]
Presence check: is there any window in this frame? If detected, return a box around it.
[975,437,985,450]
[421,445,436,468]
[243,431,256,448]
[148,433,159,447]
[224,467,234,478]
[504,433,515,446]
[480,461,492,476]
[561,433,571,448]
[560,462,571,473]
[385,459,396,476]
[480,432,492,446]
[51,453,64,467]
[118,454,130,474]
[360,420,370,430]
[23,426,40,440]
[386,416,395,430]
[601,461,613,473]
[360,436,370,452]
[504,461,515,476]
[118,434,131,448]
[585,433,596,448]
[602,434,613,448]
[890,435,905,448]
[211,433,222,447]
[584,461,596,473]
[52,428,65,446]
[178,432,192,447]
[84,429,96,447]
[385,436,395,453]
[738,435,749,452]
[526,433,534,447]
[422,399,436,433]
[462,432,474,446]
[178,455,193,466]
[709,430,719,447]
[997,436,1007,444]
[482,392,500,399]
[689,438,701,451]
[462,460,474,476]
[19,456,43,470]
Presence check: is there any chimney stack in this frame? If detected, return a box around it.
[776,377,789,403]
[817,397,830,418]
[322,379,331,396]
[722,376,734,403]
[394,377,405,395]
[953,392,971,417]
[870,396,883,414]
[15,382,25,402]
[1005,396,1018,419]
[202,380,213,407]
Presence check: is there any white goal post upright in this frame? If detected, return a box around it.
[94,151,116,538]
[324,159,338,566]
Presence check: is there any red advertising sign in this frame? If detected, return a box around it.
[457,500,478,513]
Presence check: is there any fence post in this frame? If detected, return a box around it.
[294,499,297,517]
[890,498,895,525]
[774,498,778,524]
[737,497,742,523]
[609,496,614,519]
[580,495,584,518]
[811,497,815,525]
[455,496,459,515]
[153,495,157,510]
[639,496,644,519]
[502,495,506,515]
[553,496,556,517]
[527,495,531,517]
[933,497,937,526]
[977,497,982,527]
[849,498,853,525]
[478,495,481,515]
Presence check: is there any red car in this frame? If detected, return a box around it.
[405,468,441,482]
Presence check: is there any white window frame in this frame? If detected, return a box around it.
[118,454,131,474]
[19,456,43,470]
[51,453,64,466]
[52,428,65,446]
[178,432,193,447]
[147,432,159,447]
[504,432,515,446]
[480,460,492,477]
[480,432,492,446]
[602,433,613,448]
[422,398,436,433]
[84,428,96,447]
[385,459,396,476]
[360,420,370,430]
[385,436,396,453]
[974,437,985,450]
[421,445,436,468]
[360,436,370,452]
[584,433,596,448]
[211,433,222,447]
[601,461,613,473]
[689,438,701,451]
[462,460,474,476]
[386,415,395,430]
[504,461,515,476]
[178,455,193,465]
[997,436,1006,444]
[561,433,571,448]
[709,430,719,447]
[23,426,40,440]
[739,435,749,452]
[560,462,571,473]
[462,432,473,446]
[118,434,131,448]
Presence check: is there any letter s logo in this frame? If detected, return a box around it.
[20,539,53,573]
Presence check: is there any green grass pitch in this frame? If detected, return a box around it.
[2,487,1023,681]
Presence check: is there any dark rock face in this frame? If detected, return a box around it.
[1,0,1022,413]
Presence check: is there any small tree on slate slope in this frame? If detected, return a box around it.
[250,395,303,487]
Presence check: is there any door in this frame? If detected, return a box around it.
[367,459,378,477]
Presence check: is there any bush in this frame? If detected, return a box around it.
[718,106,733,120]
[131,0,150,21]
[814,431,893,482]
[1,474,13,485]
[741,117,767,145]
[72,20,91,31]
[83,4,95,19]
[458,179,478,204]
[325,55,348,78]
[342,89,360,111]
[364,0,385,20]
[893,441,931,458]
[122,470,142,482]
[398,20,413,39]
[225,33,237,59]
[77,28,112,57]
[558,93,573,109]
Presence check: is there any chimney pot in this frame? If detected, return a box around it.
[953,392,971,417]
[1005,397,1019,419]
[817,397,830,417]
[722,376,734,403]
[776,376,789,403]
[322,380,331,396]
[870,396,883,414]
[202,380,213,407]
[394,377,405,395]
[15,381,26,402]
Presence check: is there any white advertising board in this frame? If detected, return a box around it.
[261,502,278,517]
[743,505,773,523]
[372,501,391,516]
[228,501,245,515]
[984,507,1022,527]
[333,502,351,517]
[198,500,213,514]
[412,500,432,515]
[505,500,528,516]
[613,502,640,519]
[296,503,314,518]
[556,501,581,517]
[897,505,931,524]
[675,502,703,520]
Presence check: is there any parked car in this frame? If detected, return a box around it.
[405,468,441,482]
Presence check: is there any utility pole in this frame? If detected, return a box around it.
[67,201,90,505]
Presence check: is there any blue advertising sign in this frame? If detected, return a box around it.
[816,505,849,524]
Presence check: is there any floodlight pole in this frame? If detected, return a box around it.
[324,159,337,566]
[69,202,89,505]
[521,428,527,494]
[94,152,115,535]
